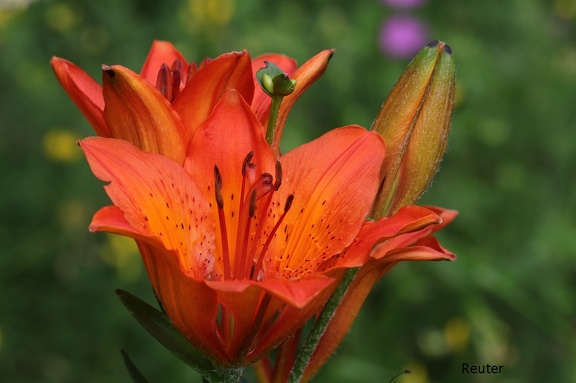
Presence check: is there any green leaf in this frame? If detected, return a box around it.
[116,289,216,375]
[121,350,149,383]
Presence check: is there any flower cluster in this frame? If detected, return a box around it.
[52,39,456,382]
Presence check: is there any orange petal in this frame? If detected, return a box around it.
[79,137,216,278]
[90,205,151,240]
[140,40,187,84]
[336,205,442,267]
[251,53,298,123]
[50,57,108,136]
[266,126,385,279]
[369,206,458,259]
[382,236,456,262]
[173,51,254,138]
[203,276,334,362]
[272,49,334,157]
[249,275,340,361]
[185,90,275,270]
[102,65,188,164]
[136,243,227,363]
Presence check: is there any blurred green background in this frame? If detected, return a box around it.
[1,0,575,382]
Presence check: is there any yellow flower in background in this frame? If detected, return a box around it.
[43,129,81,162]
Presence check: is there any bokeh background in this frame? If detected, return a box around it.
[1,0,575,382]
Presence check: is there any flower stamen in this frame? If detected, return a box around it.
[235,173,273,278]
[155,59,188,102]
[214,165,232,279]
[251,194,294,280]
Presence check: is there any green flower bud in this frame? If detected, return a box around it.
[372,40,456,218]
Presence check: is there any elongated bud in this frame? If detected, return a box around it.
[371,40,455,218]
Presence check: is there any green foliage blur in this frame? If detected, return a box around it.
[1,0,575,382]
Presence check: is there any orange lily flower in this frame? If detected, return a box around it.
[254,41,457,383]
[78,77,452,365]
[51,40,331,162]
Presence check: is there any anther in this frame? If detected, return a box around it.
[284,194,294,212]
[274,161,282,190]
[171,70,181,101]
[171,59,185,75]
[156,63,171,99]
[252,173,274,199]
[214,165,224,209]
[242,152,254,177]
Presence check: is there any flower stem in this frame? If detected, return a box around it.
[288,268,360,383]
[203,367,244,383]
[266,95,283,146]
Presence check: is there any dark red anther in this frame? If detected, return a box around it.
[214,165,224,209]
[274,161,282,190]
[156,63,171,99]
[242,152,254,177]
[284,194,294,212]
[171,70,181,101]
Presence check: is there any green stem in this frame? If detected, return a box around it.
[266,95,283,146]
[203,367,244,383]
[288,268,360,383]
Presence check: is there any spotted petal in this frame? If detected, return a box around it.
[80,137,216,278]
[266,125,385,279]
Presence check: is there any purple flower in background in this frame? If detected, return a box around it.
[379,15,429,59]
[381,0,426,9]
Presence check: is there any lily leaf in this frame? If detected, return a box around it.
[121,350,149,383]
[116,289,216,375]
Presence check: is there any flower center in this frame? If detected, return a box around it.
[154,57,212,102]
[154,59,188,102]
[212,152,293,281]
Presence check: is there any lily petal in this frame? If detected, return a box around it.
[50,57,108,136]
[335,205,442,268]
[382,236,456,263]
[272,49,334,157]
[251,53,298,123]
[79,137,216,278]
[173,51,254,139]
[136,243,226,363]
[205,276,335,361]
[369,206,458,260]
[185,90,275,272]
[140,40,187,84]
[266,126,385,279]
[102,65,188,164]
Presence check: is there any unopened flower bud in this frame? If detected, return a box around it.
[372,40,455,218]
[256,61,297,97]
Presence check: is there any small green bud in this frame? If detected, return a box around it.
[256,61,297,97]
